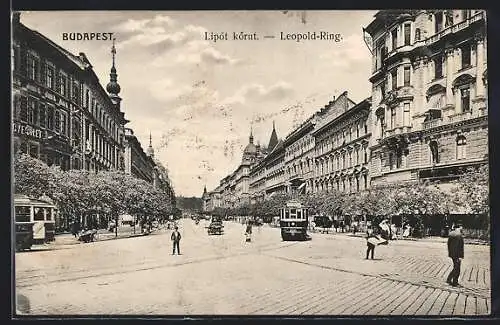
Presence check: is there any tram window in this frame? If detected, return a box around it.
[290,209,296,218]
[34,207,45,221]
[285,210,290,219]
[297,210,302,219]
[45,208,52,221]
[15,206,31,222]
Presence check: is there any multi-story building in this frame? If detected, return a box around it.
[123,128,155,183]
[312,93,371,193]
[12,12,127,173]
[263,140,286,197]
[364,10,487,186]
[207,125,279,210]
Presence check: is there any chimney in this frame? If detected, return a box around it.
[328,101,333,106]
[12,11,21,24]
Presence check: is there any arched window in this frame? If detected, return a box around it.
[457,135,467,159]
[430,141,439,164]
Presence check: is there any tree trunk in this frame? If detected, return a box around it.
[115,213,118,238]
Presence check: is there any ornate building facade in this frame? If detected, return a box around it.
[13,13,176,209]
[123,128,155,183]
[365,10,487,186]
[312,94,372,193]
[12,13,127,172]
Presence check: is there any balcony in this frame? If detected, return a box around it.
[425,12,485,46]
[423,118,443,130]
[448,109,486,124]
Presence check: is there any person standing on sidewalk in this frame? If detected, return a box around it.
[171,226,182,255]
[446,224,464,286]
[366,227,377,259]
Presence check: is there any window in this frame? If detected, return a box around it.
[435,12,443,33]
[356,123,360,138]
[356,177,360,192]
[364,174,368,189]
[34,207,44,221]
[39,104,46,128]
[403,103,411,126]
[391,69,397,90]
[434,56,443,79]
[55,110,61,133]
[28,99,36,125]
[404,23,411,45]
[46,66,54,89]
[457,136,467,159]
[462,10,471,20]
[85,90,90,108]
[445,10,454,27]
[391,28,398,50]
[364,147,368,163]
[349,151,352,167]
[404,66,411,86]
[28,55,39,81]
[61,111,67,136]
[415,28,421,41]
[375,38,385,71]
[430,141,439,164]
[364,123,368,134]
[15,206,30,223]
[390,107,396,129]
[461,87,470,112]
[47,106,54,130]
[45,208,52,221]
[461,44,471,68]
[60,74,67,96]
[356,148,360,165]
[72,83,79,103]
[396,148,403,169]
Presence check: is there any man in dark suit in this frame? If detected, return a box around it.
[446,224,464,286]
[171,226,182,255]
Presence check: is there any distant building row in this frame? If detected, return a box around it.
[203,9,487,213]
[12,13,175,205]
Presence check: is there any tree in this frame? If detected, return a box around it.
[14,153,60,199]
[451,165,489,215]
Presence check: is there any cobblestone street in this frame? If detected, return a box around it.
[15,219,491,316]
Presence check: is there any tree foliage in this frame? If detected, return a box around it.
[14,154,174,222]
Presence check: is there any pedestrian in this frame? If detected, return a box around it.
[171,226,182,255]
[446,224,464,287]
[245,221,252,242]
[366,227,377,259]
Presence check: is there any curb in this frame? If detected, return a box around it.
[52,230,165,246]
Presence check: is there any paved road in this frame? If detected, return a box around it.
[15,219,491,316]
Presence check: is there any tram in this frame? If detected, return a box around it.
[279,200,311,241]
[14,194,57,251]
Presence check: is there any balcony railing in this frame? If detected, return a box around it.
[425,12,484,46]
[448,109,486,124]
[423,118,443,130]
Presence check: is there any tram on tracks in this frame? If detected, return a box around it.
[14,194,57,251]
[279,200,311,241]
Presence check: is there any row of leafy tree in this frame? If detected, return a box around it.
[209,165,489,233]
[14,153,175,231]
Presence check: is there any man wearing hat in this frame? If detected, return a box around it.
[446,223,464,286]
[171,226,182,255]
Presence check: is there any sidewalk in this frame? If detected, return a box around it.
[51,226,168,246]
[339,232,489,246]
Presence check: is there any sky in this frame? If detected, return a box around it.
[19,10,377,197]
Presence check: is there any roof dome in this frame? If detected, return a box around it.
[243,142,257,154]
[106,80,121,95]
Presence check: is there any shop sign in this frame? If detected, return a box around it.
[13,122,43,139]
